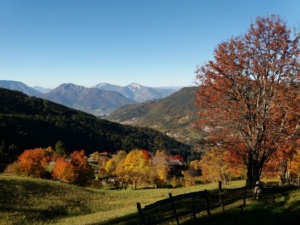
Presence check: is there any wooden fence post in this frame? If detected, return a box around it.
[168,193,180,225]
[137,202,147,225]
[203,189,211,217]
[218,181,224,213]
[243,179,248,206]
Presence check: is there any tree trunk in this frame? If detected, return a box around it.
[247,154,253,186]
[246,153,262,186]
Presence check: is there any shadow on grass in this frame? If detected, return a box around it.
[89,212,141,225]
[90,205,300,225]
[95,185,300,225]
[181,186,300,225]
[180,206,300,225]
[0,205,68,219]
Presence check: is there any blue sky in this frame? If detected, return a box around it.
[0,0,299,88]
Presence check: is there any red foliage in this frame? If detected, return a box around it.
[139,149,150,160]
[195,15,300,185]
[52,150,94,186]
[173,154,184,162]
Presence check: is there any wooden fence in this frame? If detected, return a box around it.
[137,181,277,225]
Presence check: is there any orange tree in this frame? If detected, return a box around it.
[196,15,300,185]
[52,156,77,183]
[263,143,300,184]
[17,147,52,178]
[290,149,300,185]
[52,150,94,186]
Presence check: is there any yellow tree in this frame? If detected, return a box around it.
[112,150,127,163]
[199,147,245,184]
[115,159,129,188]
[104,150,127,177]
[105,159,116,176]
[123,149,151,189]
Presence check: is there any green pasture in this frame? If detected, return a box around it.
[0,175,299,225]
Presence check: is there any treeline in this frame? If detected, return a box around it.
[11,145,296,189]
[5,147,200,189]
[5,147,95,186]
[0,88,193,164]
[93,149,190,189]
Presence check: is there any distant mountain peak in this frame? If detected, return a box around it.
[128,82,143,90]
[58,83,85,91]
[94,83,108,88]
[0,80,41,96]
[93,82,179,103]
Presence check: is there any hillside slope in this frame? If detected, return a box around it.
[106,87,202,147]
[0,88,191,163]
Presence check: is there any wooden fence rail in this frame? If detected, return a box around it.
[137,181,276,225]
[137,190,210,225]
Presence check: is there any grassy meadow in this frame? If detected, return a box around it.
[0,175,299,225]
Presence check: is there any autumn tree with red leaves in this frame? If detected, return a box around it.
[196,15,300,185]
[52,156,77,183]
[52,150,94,186]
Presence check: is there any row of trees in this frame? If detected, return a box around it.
[5,148,94,186]
[5,146,194,188]
[91,150,193,189]
[6,144,300,189]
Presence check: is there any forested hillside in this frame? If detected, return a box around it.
[107,87,202,147]
[0,88,191,163]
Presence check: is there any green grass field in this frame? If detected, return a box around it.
[0,175,299,225]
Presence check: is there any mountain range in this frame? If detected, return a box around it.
[0,80,180,116]
[93,82,178,102]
